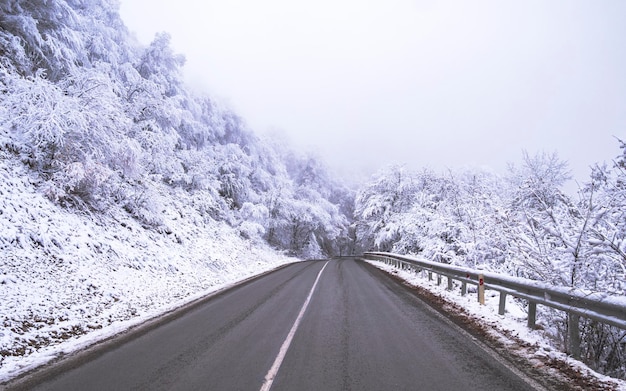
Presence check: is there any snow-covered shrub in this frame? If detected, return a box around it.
[120,182,164,229]
[1,66,136,209]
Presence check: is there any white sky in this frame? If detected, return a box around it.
[119,0,626,187]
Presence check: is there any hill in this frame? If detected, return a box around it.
[0,0,353,380]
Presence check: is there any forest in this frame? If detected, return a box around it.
[1,0,624,379]
[0,0,355,259]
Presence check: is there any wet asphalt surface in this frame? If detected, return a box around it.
[7,258,540,391]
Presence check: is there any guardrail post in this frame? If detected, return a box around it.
[428,271,433,281]
[447,276,453,291]
[568,314,581,359]
[461,281,467,296]
[437,274,442,286]
[527,301,536,329]
[478,274,485,305]
[498,292,507,315]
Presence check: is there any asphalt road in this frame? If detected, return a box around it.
[7,258,542,391]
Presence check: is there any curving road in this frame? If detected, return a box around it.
[6,258,543,390]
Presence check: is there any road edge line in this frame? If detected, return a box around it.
[260,261,329,391]
[0,261,300,391]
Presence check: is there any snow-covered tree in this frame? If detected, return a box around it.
[0,0,85,79]
[504,151,583,286]
[580,141,626,293]
[354,165,419,251]
[2,65,135,208]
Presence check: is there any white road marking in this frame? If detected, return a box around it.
[259,261,329,391]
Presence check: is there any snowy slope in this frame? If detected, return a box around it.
[0,152,299,381]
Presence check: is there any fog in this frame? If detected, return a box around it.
[120,0,626,187]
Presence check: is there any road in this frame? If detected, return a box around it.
[7,258,542,390]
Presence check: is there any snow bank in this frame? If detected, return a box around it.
[0,155,299,382]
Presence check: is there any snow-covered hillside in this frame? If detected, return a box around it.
[0,151,298,381]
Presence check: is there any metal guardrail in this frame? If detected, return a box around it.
[363,252,626,358]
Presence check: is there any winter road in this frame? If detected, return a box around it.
[7,258,543,390]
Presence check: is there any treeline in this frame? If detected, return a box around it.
[0,0,353,258]
[354,150,626,377]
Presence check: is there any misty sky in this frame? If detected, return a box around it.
[119,1,626,188]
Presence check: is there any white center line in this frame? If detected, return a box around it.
[259,261,329,391]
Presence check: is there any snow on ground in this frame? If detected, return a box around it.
[0,154,299,382]
[366,260,626,391]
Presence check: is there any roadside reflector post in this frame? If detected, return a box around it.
[498,292,506,315]
[527,301,537,329]
[478,274,485,305]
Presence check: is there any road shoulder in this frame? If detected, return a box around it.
[362,259,624,391]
